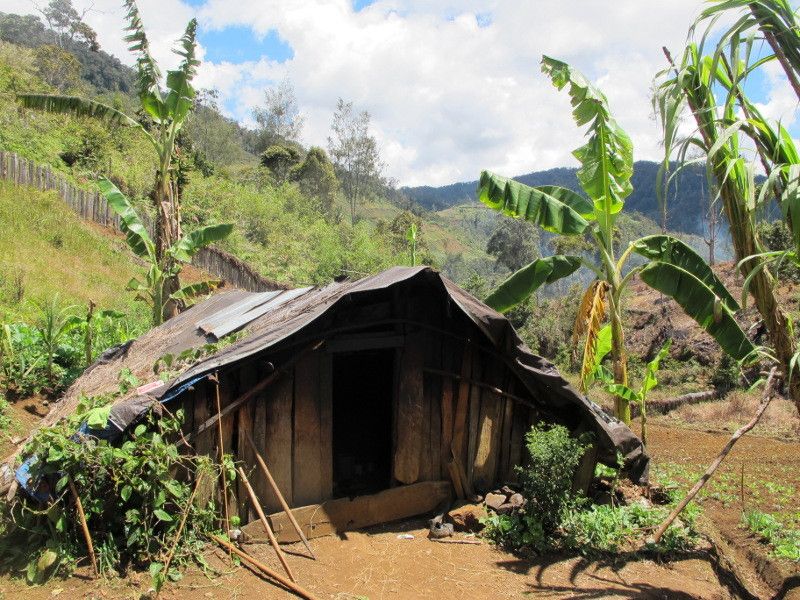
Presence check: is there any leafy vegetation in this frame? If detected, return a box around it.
[478,56,753,424]
[481,423,699,556]
[0,396,222,588]
[742,510,800,562]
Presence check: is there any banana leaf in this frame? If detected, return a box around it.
[485,255,582,313]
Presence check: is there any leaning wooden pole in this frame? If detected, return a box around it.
[244,430,316,559]
[651,368,777,545]
[158,473,204,597]
[212,373,231,555]
[68,478,98,579]
[210,534,319,600]
[237,466,296,582]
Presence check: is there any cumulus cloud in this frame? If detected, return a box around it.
[2,0,798,186]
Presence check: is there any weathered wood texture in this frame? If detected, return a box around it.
[393,333,426,484]
[242,481,453,543]
[293,352,333,506]
[0,150,282,292]
[261,372,294,513]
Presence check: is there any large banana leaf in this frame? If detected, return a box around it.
[632,235,739,310]
[98,178,155,261]
[541,56,633,216]
[123,0,162,102]
[17,95,140,128]
[639,261,755,361]
[485,255,582,313]
[169,223,234,263]
[174,18,200,81]
[477,171,591,235]
[165,70,195,125]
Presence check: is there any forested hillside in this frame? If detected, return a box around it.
[404,160,727,238]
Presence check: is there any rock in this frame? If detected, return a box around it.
[447,501,486,532]
[495,503,515,515]
[429,521,454,538]
[485,492,506,511]
[500,485,516,496]
[509,493,525,508]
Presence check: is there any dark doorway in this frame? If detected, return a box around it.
[332,349,394,498]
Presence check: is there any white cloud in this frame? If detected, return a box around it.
[2,0,797,186]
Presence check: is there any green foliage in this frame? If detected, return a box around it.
[0,406,220,585]
[482,423,592,552]
[260,143,301,184]
[756,221,800,282]
[290,146,339,215]
[562,502,700,556]
[98,178,232,325]
[742,510,800,562]
[486,216,540,272]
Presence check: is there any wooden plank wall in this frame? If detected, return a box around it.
[179,312,556,522]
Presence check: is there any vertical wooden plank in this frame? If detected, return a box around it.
[216,372,238,521]
[421,332,442,482]
[450,345,473,497]
[466,355,483,488]
[237,363,258,522]
[263,371,293,512]
[472,359,506,491]
[393,333,425,485]
[251,367,269,507]
[293,352,323,506]
[192,380,217,508]
[319,352,333,501]
[508,403,530,482]
[498,377,516,482]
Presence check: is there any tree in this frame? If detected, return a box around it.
[19,1,200,322]
[185,89,252,166]
[656,41,800,410]
[99,178,232,326]
[479,57,754,424]
[328,98,384,224]
[251,78,304,152]
[260,143,301,184]
[290,146,339,215]
[487,217,540,272]
[36,0,98,50]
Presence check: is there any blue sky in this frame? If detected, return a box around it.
[2,0,796,186]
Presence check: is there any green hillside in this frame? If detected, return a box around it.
[0,180,147,322]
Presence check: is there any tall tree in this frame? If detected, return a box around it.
[487,217,540,272]
[290,146,339,215]
[19,0,200,322]
[36,0,98,50]
[328,98,384,225]
[251,77,304,152]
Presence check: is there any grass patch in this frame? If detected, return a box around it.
[0,181,147,322]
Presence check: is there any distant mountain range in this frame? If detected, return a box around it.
[403,161,716,237]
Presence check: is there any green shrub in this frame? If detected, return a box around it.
[0,398,223,589]
[482,423,591,552]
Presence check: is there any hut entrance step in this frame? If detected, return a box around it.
[331,349,394,499]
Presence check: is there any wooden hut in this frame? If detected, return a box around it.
[12,267,646,540]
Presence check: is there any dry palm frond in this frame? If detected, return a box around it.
[576,280,609,391]
[572,280,601,357]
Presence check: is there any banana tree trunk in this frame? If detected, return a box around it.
[609,299,631,424]
[720,186,800,411]
[154,170,180,323]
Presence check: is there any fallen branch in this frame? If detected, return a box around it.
[650,368,777,545]
[157,473,204,597]
[68,478,98,579]
[429,538,482,545]
[237,466,295,582]
[244,430,316,559]
[630,390,717,418]
[210,534,319,600]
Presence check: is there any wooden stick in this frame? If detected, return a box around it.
[157,473,204,597]
[651,368,777,545]
[244,430,316,560]
[213,374,232,557]
[210,534,318,600]
[68,478,98,579]
[237,466,296,582]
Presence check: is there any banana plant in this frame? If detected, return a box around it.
[17,1,199,320]
[98,178,232,327]
[479,56,754,424]
[656,38,800,412]
[594,338,672,448]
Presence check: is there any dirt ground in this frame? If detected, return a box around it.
[1,397,798,598]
